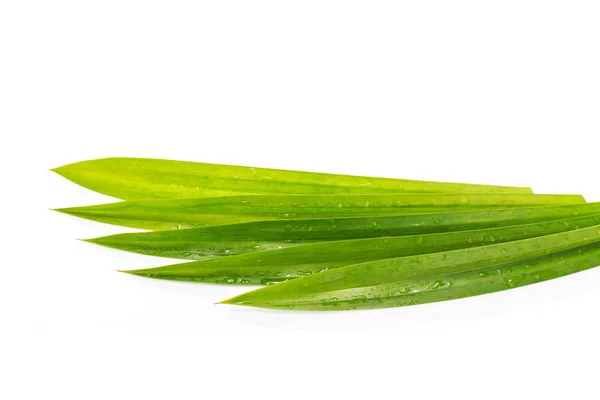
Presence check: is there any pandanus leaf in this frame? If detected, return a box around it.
[119,214,600,285]
[87,203,600,260]
[55,193,585,230]
[52,157,533,200]
[219,224,600,310]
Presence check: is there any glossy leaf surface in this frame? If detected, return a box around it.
[55,193,585,230]
[88,203,600,260]
[121,214,600,284]
[52,157,533,200]
[219,224,600,310]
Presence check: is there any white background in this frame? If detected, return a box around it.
[1,1,599,399]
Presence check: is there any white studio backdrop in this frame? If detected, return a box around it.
[1,1,599,400]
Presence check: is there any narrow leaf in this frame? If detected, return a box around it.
[120,214,600,284]
[219,224,600,310]
[54,193,585,230]
[88,202,600,260]
[52,157,533,200]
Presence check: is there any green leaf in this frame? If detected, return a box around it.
[87,202,600,260]
[52,157,533,200]
[120,214,600,284]
[218,224,600,310]
[54,193,585,230]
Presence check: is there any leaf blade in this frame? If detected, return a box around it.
[52,157,533,200]
[87,202,600,259]
[54,193,586,230]
[121,214,600,285]
[219,224,600,309]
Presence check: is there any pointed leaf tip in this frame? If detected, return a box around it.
[51,207,88,217]
[117,269,135,274]
[217,295,252,306]
[51,207,78,217]
[117,269,154,277]
[50,166,69,177]
[79,237,99,244]
[76,238,102,245]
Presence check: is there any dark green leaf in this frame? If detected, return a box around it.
[55,193,585,230]
[120,214,600,285]
[88,202,600,260]
[218,224,600,310]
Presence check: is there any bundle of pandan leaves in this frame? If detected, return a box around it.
[52,158,600,311]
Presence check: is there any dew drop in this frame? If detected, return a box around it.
[431,280,451,289]
[261,279,282,285]
[349,295,368,304]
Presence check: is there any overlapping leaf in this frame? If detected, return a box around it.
[52,157,598,312]
[55,193,585,230]
[88,202,600,260]
[219,225,600,310]
[119,214,600,284]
